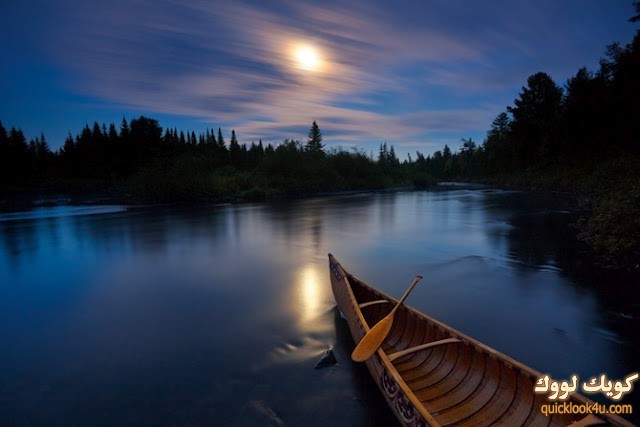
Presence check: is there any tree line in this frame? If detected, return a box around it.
[408,4,639,183]
[0,117,426,197]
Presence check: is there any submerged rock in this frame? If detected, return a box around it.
[314,348,337,369]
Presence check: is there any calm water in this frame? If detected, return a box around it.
[1,187,638,426]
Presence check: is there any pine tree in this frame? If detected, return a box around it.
[507,72,563,166]
[378,143,388,165]
[213,127,228,164]
[108,123,118,142]
[229,130,242,168]
[265,143,275,156]
[37,133,51,157]
[389,145,398,164]
[217,128,225,147]
[120,117,130,139]
[443,145,452,159]
[306,121,324,153]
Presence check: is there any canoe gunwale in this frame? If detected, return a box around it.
[330,255,441,426]
[346,273,488,426]
[328,253,636,427]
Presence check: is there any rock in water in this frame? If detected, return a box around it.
[314,348,337,369]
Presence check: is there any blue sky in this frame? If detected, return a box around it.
[1,0,637,158]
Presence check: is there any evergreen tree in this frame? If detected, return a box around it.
[442,144,452,159]
[507,72,563,166]
[217,128,225,147]
[37,133,51,157]
[92,122,104,146]
[248,141,265,168]
[561,67,607,161]
[29,138,38,156]
[4,127,30,182]
[265,143,275,156]
[108,123,118,142]
[229,130,242,168]
[389,145,398,164]
[378,143,388,165]
[120,117,130,139]
[213,127,228,164]
[306,121,324,153]
[489,112,511,137]
[483,112,513,173]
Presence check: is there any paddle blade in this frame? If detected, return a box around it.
[351,315,394,362]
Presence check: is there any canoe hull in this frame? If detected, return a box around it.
[330,256,433,426]
[328,254,635,427]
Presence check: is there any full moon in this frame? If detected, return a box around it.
[295,46,319,70]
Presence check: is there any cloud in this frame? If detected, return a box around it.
[43,0,498,151]
[37,0,629,154]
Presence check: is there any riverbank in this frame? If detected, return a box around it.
[470,157,640,271]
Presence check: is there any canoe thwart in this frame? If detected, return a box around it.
[358,300,390,309]
[388,337,461,362]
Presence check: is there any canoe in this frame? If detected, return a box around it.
[328,254,635,427]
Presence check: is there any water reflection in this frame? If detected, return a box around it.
[297,265,323,325]
[0,191,638,425]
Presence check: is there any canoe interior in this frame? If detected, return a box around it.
[341,267,633,427]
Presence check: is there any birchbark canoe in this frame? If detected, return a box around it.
[328,253,635,427]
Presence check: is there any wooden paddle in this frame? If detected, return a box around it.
[351,275,423,362]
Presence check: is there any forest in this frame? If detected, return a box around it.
[1,8,639,267]
[0,118,424,197]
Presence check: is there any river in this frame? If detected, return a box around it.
[0,186,638,425]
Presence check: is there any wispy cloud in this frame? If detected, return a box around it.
[34,0,634,154]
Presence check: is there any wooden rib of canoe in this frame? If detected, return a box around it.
[328,254,635,427]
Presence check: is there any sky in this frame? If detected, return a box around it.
[1,0,637,158]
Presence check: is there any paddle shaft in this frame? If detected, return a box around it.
[351,275,423,362]
[392,275,423,316]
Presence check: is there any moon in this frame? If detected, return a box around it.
[295,46,320,71]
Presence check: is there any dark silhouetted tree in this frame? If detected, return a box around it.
[120,117,130,139]
[306,121,324,153]
[442,144,452,159]
[507,72,563,167]
[1,127,30,183]
[483,112,513,174]
[229,130,242,168]
[217,128,225,147]
[248,140,264,168]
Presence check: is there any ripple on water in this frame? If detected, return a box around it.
[0,205,128,222]
[592,327,625,345]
